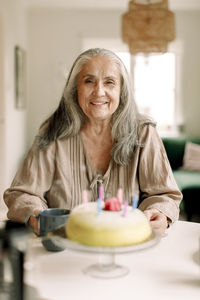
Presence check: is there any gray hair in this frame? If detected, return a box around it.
[37,48,151,165]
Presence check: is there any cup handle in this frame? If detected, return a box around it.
[26,212,41,236]
[35,214,41,236]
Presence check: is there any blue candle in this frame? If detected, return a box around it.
[132,195,139,209]
[97,198,101,215]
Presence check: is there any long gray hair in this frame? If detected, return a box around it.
[37,48,150,165]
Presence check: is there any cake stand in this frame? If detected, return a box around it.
[45,230,160,279]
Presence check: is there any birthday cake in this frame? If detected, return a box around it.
[66,197,152,247]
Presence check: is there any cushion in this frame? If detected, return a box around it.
[162,138,186,169]
[181,142,200,171]
[173,170,200,190]
[162,137,200,170]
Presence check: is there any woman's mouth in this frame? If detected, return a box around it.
[90,101,108,105]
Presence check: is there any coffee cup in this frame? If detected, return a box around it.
[38,208,70,237]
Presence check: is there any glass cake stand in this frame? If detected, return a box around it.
[45,229,160,279]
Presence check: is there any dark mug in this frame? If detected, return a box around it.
[38,208,70,237]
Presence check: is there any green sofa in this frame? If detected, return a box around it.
[162,137,200,221]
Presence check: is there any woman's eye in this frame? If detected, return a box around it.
[85,79,94,84]
[106,80,115,85]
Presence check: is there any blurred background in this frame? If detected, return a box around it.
[0,0,200,219]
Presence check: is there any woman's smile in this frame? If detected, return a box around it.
[90,101,108,105]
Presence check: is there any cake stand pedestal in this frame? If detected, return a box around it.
[46,230,160,279]
[83,252,129,279]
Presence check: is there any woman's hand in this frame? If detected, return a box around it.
[28,209,40,235]
[143,208,168,236]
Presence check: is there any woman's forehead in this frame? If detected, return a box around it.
[79,56,120,78]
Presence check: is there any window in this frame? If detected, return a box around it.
[117,52,176,136]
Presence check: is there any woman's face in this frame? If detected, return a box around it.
[77,56,121,122]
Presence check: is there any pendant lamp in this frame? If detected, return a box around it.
[122,0,175,54]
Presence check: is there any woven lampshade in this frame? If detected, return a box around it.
[122,0,175,54]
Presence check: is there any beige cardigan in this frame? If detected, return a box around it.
[4,123,182,223]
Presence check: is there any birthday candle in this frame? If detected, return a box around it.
[82,190,88,205]
[122,201,128,217]
[117,188,123,204]
[132,195,139,209]
[97,198,101,216]
[99,185,104,202]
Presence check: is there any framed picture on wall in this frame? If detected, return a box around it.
[15,46,26,109]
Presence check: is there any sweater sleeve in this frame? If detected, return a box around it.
[137,124,183,223]
[3,138,56,223]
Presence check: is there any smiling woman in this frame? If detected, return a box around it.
[4,48,182,237]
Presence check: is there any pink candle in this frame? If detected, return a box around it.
[117,188,123,204]
[122,201,128,217]
[99,185,104,202]
[82,190,88,204]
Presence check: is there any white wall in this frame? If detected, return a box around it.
[0,0,27,220]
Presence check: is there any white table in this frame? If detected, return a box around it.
[25,221,200,300]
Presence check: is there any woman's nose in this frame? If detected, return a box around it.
[93,81,105,96]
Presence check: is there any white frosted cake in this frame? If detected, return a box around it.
[66,202,152,247]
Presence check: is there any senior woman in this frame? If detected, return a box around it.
[4,48,182,235]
